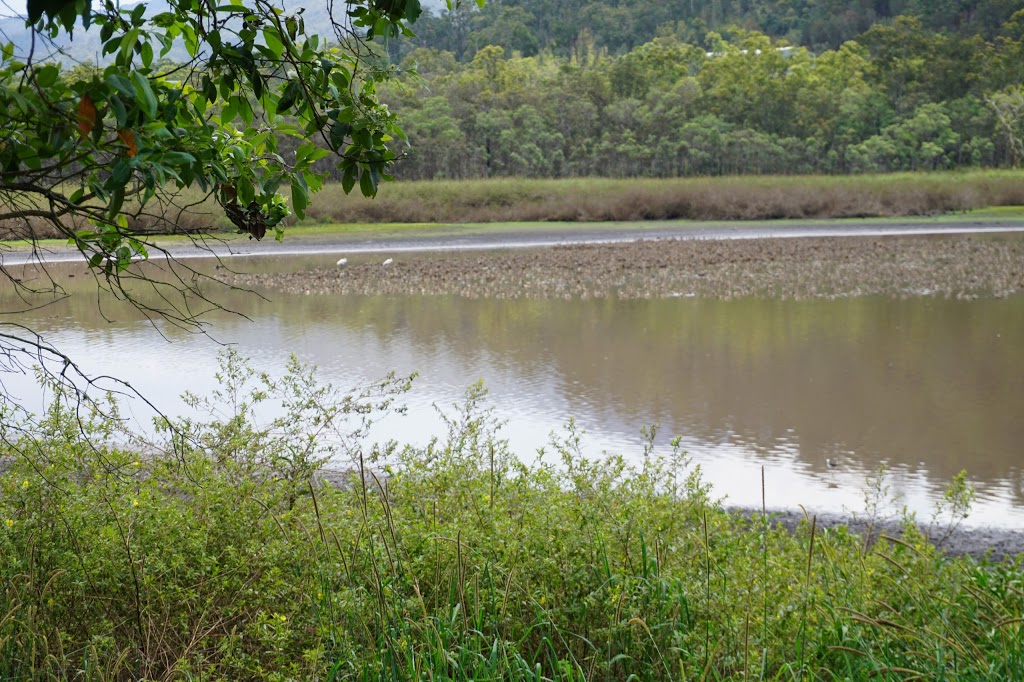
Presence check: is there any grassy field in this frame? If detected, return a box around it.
[290,171,1024,226]
[9,206,1024,256]
[1,354,1020,681]
[4,171,1024,244]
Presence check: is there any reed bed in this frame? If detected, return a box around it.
[0,356,1021,680]
[5,171,1024,241]
[295,172,1024,225]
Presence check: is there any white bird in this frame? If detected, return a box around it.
[825,457,841,488]
[336,257,348,269]
[382,258,394,267]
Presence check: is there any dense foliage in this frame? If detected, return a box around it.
[0,0,418,271]
[0,354,1021,680]
[364,6,1024,180]
[404,0,1023,58]
[0,0,424,406]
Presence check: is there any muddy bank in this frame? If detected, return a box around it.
[742,509,1024,563]
[226,234,1024,300]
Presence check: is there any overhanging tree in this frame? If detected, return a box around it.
[0,0,432,408]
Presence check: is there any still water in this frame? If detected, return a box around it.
[4,258,1024,526]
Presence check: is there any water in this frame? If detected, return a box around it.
[3,258,1023,526]
[7,219,1024,265]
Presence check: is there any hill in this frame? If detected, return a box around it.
[402,0,1023,60]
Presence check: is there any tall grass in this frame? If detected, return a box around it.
[296,171,1024,225]
[0,354,1021,680]
[6,171,1024,241]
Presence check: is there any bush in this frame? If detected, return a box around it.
[0,354,1021,680]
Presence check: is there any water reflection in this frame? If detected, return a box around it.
[3,261,1023,525]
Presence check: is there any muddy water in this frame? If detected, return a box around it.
[3,262,1024,526]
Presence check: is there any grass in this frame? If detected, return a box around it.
[289,171,1024,225]
[284,205,1024,239]
[5,171,1024,247]
[5,207,1023,255]
[0,352,1021,680]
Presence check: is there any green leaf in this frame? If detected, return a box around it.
[26,0,61,23]
[359,167,376,197]
[237,96,253,126]
[329,121,350,151]
[262,26,284,58]
[105,74,136,100]
[107,185,125,217]
[290,179,308,217]
[120,28,139,63]
[405,0,422,23]
[250,69,263,99]
[238,179,255,205]
[129,3,146,25]
[221,98,237,124]
[182,24,199,57]
[57,0,77,31]
[110,94,127,128]
[109,159,133,188]
[201,75,216,103]
[352,127,372,149]
[131,72,159,119]
[341,163,357,194]
[151,12,176,27]
[35,64,59,88]
[276,80,300,114]
[306,147,331,163]
[9,92,29,114]
[139,40,153,68]
[161,151,196,166]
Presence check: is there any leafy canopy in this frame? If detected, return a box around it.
[7,0,427,278]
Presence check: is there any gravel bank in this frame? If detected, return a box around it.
[226,234,1024,300]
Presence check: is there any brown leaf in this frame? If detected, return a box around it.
[77,93,96,137]
[118,128,137,157]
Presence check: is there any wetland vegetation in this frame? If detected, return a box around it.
[2,355,1022,680]
[11,171,1017,242]
[2,0,1024,677]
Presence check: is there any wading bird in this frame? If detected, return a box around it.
[825,457,840,488]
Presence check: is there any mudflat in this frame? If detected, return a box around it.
[226,234,1024,300]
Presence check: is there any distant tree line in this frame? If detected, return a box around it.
[355,9,1024,180]
[404,0,1022,59]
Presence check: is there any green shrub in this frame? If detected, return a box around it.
[0,354,1021,680]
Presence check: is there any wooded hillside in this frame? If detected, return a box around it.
[356,1,1024,179]
[405,0,1020,57]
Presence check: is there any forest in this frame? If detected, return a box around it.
[338,0,1024,180]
